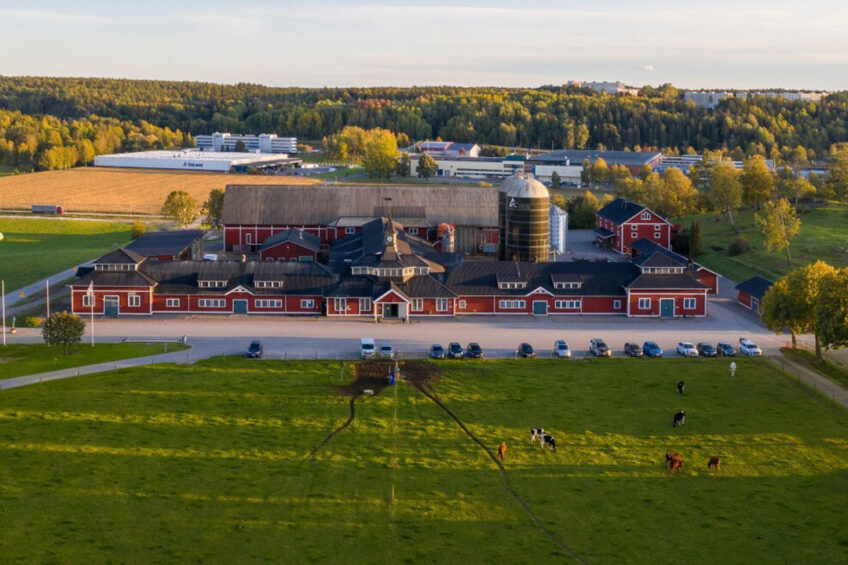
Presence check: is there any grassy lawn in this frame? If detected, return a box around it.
[782,347,848,389]
[0,357,844,563]
[676,205,848,282]
[0,343,189,380]
[0,164,17,177]
[0,217,131,290]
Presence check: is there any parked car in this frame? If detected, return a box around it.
[448,342,464,359]
[642,341,663,358]
[246,341,263,359]
[717,342,736,356]
[378,344,395,359]
[676,341,698,357]
[624,342,643,357]
[553,340,572,358]
[589,338,611,357]
[466,343,483,359]
[360,337,376,359]
[517,343,535,358]
[429,344,446,359]
[697,342,717,357]
[738,338,762,356]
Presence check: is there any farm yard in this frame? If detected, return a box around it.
[0,167,318,215]
[0,357,844,563]
[0,217,132,290]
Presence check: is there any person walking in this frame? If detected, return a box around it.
[498,442,507,462]
[730,361,737,377]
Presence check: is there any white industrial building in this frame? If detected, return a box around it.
[195,132,298,153]
[567,80,639,95]
[684,91,734,109]
[409,155,524,179]
[93,150,300,172]
[549,205,568,255]
[532,164,583,186]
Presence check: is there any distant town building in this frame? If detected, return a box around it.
[409,155,523,180]
[195,132,298,153]
[737,91,827,103]
[529,150,663,176]
[684,91,734,109]
[655,155,775,175]
[549,205,568,255]
[568,81,639,96]
[415,141,481,158]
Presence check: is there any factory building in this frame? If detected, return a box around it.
[195,132,298,153]
[93,149,301,173]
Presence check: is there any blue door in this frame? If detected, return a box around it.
[233,300,248,314]
[660,299,675,318]
[104,297,119,318]
[532,301,548,316]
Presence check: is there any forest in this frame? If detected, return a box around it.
[0,76,846,172]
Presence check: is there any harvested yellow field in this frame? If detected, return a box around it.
[0,167,319,215]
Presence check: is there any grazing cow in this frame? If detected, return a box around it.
[669,457,685,474]
[708,456,721,470]
[530,428,545,442]
[665,452,682,470]
[540,434,557,452]
[673,410,686,427]
[730,362,737,377]
[677,381,685,395]
[498,442,507,461]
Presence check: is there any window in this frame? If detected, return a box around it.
[301,299,314,309]
[654,224,661,231]
[638,298,651,310]
[359,298,371,312]
[299,256,313,263]
[256,299,282,308]
[166,298,180,307]
[684,298,696,310]
[255,281,282,289]
[245,233,252,245]
[613,300,622,309]
[82,294,94,307]
[345,227,356,235]
[334,298,347,312]
[436,298,450,312]
[199,299,225,308]
[498,300,526,309]
[412,298,423,311]
[554,282,581,289]
[199,281,226,288]
[409,228,418,235]
[555,300,581,309]
[641,212,651,220]
[458,299,466,309]
[128,294,141,307]
[654,232,661,239]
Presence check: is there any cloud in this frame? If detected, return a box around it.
[0,9,110,24]
[643,64,656,71]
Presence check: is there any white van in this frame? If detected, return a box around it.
[360,338,376,359]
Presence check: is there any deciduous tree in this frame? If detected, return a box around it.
[550,170,561,190]
[708,161,742,228]
[740,155,775,209]
[42,311,86,355]
[395,153,410,177]
[362,128,398,179]
[816,267,848,359]
[755,198,801,264]
[416,153,438,179]
[203,188,225,229]
[161,190,197,228]
[825,143,848,202]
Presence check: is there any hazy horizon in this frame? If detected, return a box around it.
[1,0,846,91]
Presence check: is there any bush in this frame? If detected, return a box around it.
[729,236,750,256]
[20,316,44,328]
[130,220,147,239]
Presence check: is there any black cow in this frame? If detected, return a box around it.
[540,434,557,452]
[677,381,685,395]
[673,410,686,427]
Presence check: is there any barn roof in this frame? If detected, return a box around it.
[221,184,499,227]
[734,276,774,299]
[93,248,145,265]
[597,197,647,225]
[125,230,205,258]
[259,229,321,253]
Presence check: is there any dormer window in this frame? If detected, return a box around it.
[199,280,226,288]
[554,282,582,290]
[498,282,527,290]
[94,264,136,271]
[640,211,651,220]
[255,281,283,289]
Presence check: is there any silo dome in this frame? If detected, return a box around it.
[498,173,550,262]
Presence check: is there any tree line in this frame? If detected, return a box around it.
[0,77,846,163]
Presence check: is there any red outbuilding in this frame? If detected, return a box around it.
[595,198,672,254]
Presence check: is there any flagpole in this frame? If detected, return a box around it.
[46,279,50,320]
[87,281,95,348]
[1,280,6,347]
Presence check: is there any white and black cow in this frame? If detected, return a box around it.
[530,428,546,442]
[673,410,686,427]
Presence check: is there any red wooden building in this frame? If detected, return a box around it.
[630,238,719,294]
[735,276,773,315]
[258,229,321,262]
[595,198,672,254]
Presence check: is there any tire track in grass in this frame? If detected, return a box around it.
[411,381,588,564]
[303,395,357,461]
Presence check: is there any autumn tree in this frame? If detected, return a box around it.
[362,128,397,179]
[659,167,699,217]
[161,190,197,228]
[740,155,775,209]
[550,170,561,190]
[825,143,848,202]
[42,311,86,355]
[755,198,801,264]
[566,190,602,229]
[203,188,225,229]
[816,267,848,360]
[708,161,743,228]
[416,153,438,178]
[776,166,816,208]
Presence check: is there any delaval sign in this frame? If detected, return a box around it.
[182,161,206,169]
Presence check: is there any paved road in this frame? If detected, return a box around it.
[4,260,94,309]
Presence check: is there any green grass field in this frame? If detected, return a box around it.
[677,205,848,282]
[0,357,845,563]
[0,217,131,290]
[782,347,848,389]
[0,343,189,380]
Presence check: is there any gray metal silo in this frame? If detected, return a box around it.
[498,173,549,262]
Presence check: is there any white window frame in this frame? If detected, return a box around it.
[301,299,314,309]
[654,224,662,231]
[166,298,180,308]
[638,298,651,310]
[199,299,225,308]
[613,300,622,309]
[683,298,696,310]
[458,299,466,309]
[359,298,371,312]
[82,294,94,307]
[334,298,347,312]
[641,211,651,220]
[345,227,356,235]
[555,300,581,309]
[498,299,526,309]
[128,294,141,307]
[412,298,423,311]
[654,232,661,239]
[436,298,449,312]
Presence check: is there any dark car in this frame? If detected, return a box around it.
[466,343,483,359]
[246,341,263,359]
[624,342,643,357]
[642,341,663,358]
[589,338,611,357]
[697,342,717,357]
[716,342,736,356]
[448,342,464,359]
[517,343,535,358]
[429,344,446,359]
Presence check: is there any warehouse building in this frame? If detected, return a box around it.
[195,132,298,153]
[93,149,301,173]
[528,150,663,176]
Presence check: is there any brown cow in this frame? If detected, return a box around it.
[708,456,721,470]
[669,457,685,475]
[665,452,682,470]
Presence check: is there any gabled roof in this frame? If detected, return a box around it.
[735,276,774,299]
[71,270,156,288]
[638,253,685,268]
[125,230,204,258]
[630,238,718,275]
[597,197,647,225]
[93,248,145,265]
[626,273,708,290]
[259,229,321,253]
[551,273,583,283]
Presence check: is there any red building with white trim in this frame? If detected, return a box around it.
[735,276,773,315]
[595,198,672,254]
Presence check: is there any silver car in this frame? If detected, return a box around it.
[553,340,572,358]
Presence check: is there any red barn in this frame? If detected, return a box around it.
[735,276,773,315]
[630,238,719,294]
[124,230,205,261]
[595,198,672,254]
[258,229,321,262]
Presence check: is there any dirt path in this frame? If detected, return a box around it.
[772,354,848,409]
[409,381,588,564]
[304,396,357,461]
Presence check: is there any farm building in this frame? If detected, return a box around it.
[595,197,672,254]
[630,238,719,294]
[124,230,205,261]
[221,184,500,254]
[93,150,301,173]
[735,276,774,315]
[258,229,321,262]
[527,150,663,175]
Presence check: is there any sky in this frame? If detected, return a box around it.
[0,0,846,90]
